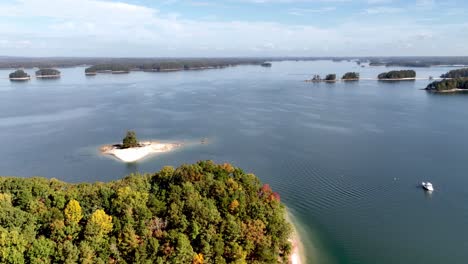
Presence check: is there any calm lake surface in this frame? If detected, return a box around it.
[1,61,467,264]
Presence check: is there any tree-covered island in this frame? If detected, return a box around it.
[440,68,468,78]
[0,161,292,263]
[425,78,468,92]
[8,70,30,81]
[377,70,416,80]
[85,64,130,75]
[35,68,61,78]
[342,72,360,81]
[325,74,337,82]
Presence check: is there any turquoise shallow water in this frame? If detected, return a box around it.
[1,61,467,264]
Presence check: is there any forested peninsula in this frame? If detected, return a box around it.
[0,161,292,263]
[377,70,416,80]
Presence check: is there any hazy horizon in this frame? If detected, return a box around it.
[1,0,467,57]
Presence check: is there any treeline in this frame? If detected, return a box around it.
[0,57,271,70]
[440,68,468,78]
[0,161,292,263]
[36,68,61,76]
[426,78,468,91]
[85,64,130,73]
[342,72,359,80]
[378,70,416,79]
[9,70,30,79]
[366,57,468,67]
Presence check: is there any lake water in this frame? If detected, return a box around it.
[1,61,467,264]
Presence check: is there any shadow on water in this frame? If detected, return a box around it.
[125,162,139,174]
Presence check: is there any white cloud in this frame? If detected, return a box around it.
[0,0,465,56]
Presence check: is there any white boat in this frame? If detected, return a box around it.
[422,182,434,191]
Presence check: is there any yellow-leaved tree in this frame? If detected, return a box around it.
[64,199,83,224]
[86,209,113,238]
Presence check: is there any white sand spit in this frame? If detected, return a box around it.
[100,141,181,162]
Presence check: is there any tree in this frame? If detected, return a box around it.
[64,199,83,225]
[85,209,113,238]
[122,131,139,149]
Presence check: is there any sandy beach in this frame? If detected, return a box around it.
[100,141,181,162]
[286,211,306,264]
[9,77,31,81]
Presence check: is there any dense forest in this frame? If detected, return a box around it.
[325,74,336,81]
[425,78,468,91]
[377,70,416,79]
[0,161,292,263]
[8,70,30,79]
[440,68,468,78]
[36,68,61,77]
[341,72,359,80]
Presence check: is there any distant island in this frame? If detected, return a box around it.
[0,161,294,263]
[425,78,468,93]
[261,62,272,67]
[100,131,181,162]
[305,73,336,82]
[85,64,130,75]
[440,68,468,78]
[325,74,337,82]
[342,72,360,81]
[8,69,30,81]
[35,68,61,79]
[378,70,416,80]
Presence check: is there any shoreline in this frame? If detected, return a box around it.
[425,88,468,93]
[100,141,181,162]
[36,74,61,78]
[9,77,31,81]
[286,210,307,264]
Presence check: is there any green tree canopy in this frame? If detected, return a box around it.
[122,131,139,149]
[0,161,292,263]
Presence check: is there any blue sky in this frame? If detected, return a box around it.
[0,0,467,57]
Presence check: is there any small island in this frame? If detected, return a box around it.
[85,64,130,75]
[305,74,336,82]
[100,131,181,162]
[440,68,468,78]
[35,68,61,79]
[377,70,416,80]
[342,72,360,81]
[325,73,337,82]
[8,69,30,81]
[261,62,272,67]
[425,78,468,93]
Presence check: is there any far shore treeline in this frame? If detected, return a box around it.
[0,161,292,263]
